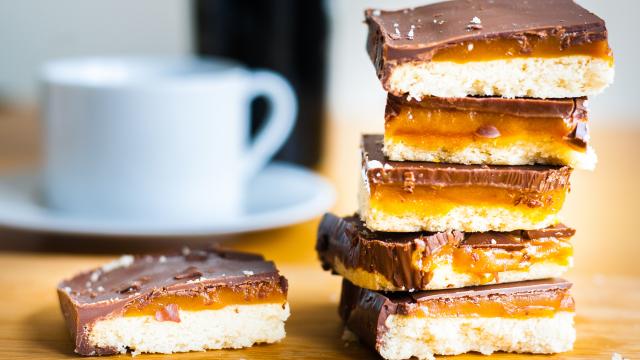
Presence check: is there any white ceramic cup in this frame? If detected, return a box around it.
[41,57,297,223]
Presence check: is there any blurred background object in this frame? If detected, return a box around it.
[195,0,327,166]
[0,0,328,167]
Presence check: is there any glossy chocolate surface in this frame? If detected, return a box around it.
[363,134,572,192]
[57,247,288,356]
[365,0,608,86]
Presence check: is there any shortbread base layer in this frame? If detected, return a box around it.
[375,311,575,360]
[384,139,597,170]
[358,179,558,232]
[386,56,613,99]
[87,303,290,356]
[332,256,570,291]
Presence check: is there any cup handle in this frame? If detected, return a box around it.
[243,70,297,178]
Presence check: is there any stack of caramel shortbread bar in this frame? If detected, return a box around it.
[317,0,614,359]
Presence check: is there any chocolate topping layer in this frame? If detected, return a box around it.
[57,247,288,356]
[317,213,575,290]
[364,135,572,192]
[386,94,588,119]
[339,278,573,349]
[386,95,589,148]
[365,0,608,87]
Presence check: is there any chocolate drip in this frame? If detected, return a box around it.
[317,213,575,290]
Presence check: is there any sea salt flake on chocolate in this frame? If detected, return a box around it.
[367,160,383,169]
[407,25,415,40]
[101,255,134,273]
[392,23,401,39]
[186,277,205,284]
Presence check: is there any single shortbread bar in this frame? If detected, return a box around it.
[317,213,574,291]
[365,0,614,99]
[340,278,576,360]
[385,95,596,169]
[57,248,289,356]
[359,135,572,232]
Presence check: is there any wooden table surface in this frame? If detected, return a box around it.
[0,106,639,359]
[1,253,639,360]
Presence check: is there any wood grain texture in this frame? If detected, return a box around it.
[0,253,638,360]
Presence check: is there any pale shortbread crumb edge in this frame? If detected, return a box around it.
[387,56,613,99]
[377,311,575,360]
[89,303,290,355]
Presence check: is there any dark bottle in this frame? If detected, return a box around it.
[194,0,328,167]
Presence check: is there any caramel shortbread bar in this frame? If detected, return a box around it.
[57,248,289,356]
[384,94,596,169]
[317,213,574,291]
[340,278,576,360]
[359,135,572,232]
[365,0,614,99]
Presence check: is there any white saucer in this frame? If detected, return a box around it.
[0,162,335,237]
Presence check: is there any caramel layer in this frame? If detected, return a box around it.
[124,284,286,317]
[385,104,586,154]
[369,184,566,223]
[412,288,574,318]
[432,37,612,64]
[449,237,572,281]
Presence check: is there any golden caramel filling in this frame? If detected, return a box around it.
[452,238,572,275]
[124,286,286,317]
[432,38,613,64]
[410,237,572,285]
[369,184,566,222]
[386,105,585,153]
[411,289,575,318]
